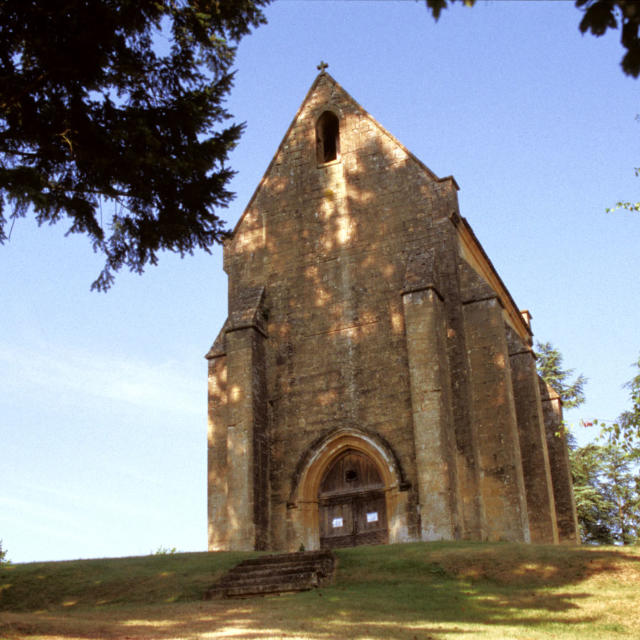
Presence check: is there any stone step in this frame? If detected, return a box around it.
[204,550,335,599]
[217,570,319,589]
[225,559,331,577]
[208,579,317,598]
[222,566,321,582]
[236,550,330,568]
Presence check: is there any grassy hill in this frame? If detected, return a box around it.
[1,541,639,639]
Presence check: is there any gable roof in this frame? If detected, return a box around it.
[229,71,458,238]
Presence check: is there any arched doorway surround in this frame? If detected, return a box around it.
[287,429,411,550]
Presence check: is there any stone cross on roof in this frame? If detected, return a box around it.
[317,61,329,73]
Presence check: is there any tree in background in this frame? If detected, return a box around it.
[578,357,640,544]
[424,0,640,77]
[534,341,587,410]
[571,441,639,544]
[0,540,8,566]
[551,349,640,544]
[535,342,640,543]
[0,1,269,290]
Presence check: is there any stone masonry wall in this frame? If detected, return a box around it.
[506,327,558,543]
[223,74,460,548]
[208,72,573,550]
[539,380,580,543]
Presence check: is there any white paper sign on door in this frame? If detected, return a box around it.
[332,517,344,528]
[366,512,378,523]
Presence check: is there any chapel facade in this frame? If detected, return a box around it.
[206,71,579,551]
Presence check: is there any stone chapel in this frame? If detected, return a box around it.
[206,70,579,551]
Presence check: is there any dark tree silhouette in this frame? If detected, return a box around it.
[0,0,269,290]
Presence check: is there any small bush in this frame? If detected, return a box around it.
[152,546,178,555]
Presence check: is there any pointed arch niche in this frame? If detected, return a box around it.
[287,429,411,550]
[316,110,340,164]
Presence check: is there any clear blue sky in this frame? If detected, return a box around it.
[2,1,639,563]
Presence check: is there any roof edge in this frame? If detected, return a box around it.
[229,71,330,238]
[452,212,533,340]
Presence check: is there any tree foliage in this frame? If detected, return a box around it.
[532,341,640,545]
[535,341,587,410]
[569,354,640,544]
[0,540,8,566]
[0,0,269,290]
[571,441,640,544]
[424,0,640,77]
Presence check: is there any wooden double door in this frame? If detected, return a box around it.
[318,450,389,549]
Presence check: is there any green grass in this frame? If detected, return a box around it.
[1,542,640,639]
[0,551,257,611]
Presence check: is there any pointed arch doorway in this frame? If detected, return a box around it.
[318,449,389,549]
